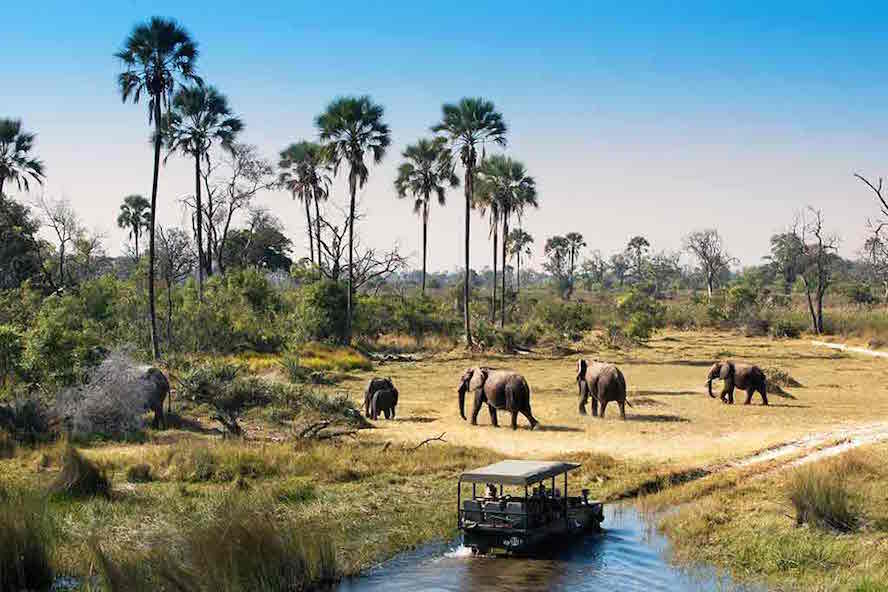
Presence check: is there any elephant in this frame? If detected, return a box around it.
[140,367,170,429]
[370,387,398,420]
[707,361,768,406]
[457,367,538,430]
[576,359,630,419]
[364,377,395,417]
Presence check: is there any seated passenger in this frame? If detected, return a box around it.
[486,483,498,499]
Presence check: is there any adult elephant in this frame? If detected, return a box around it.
[364,377,395,417]
[707,361,768,406]
[576,359,629,419]
[140,367,170,429]
[457,367,538,430]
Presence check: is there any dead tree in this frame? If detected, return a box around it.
[683,229,735,300]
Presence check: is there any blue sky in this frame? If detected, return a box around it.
[4,1,888,270]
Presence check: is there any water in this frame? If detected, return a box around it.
[337,505,763,591]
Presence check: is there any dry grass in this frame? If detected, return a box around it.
[297,342,373,372]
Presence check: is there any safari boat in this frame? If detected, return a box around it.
[458,460,604,555]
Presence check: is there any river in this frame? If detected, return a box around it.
[337,505,764,591]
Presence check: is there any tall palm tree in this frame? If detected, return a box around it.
[474,170,501,321]
[116,16,200,360]
[164,85,242,297]
[507,227,533,297]
[565,232,586,292]
[279,141,333,268]
[117,194,151,259]
[477,155,537,326]
[433,98,507,345]
[394,137,458,296]
[316,96,390,342]
[0,118,45,197]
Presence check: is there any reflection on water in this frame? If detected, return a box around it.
[338,505,764,592]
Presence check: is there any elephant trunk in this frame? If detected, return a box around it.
[458,387,467,420]
[707,378,715,398]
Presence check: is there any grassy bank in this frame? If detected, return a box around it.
[658,444,888,591]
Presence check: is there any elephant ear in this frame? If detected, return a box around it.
[468,368,488,391]
[719,362,734,381]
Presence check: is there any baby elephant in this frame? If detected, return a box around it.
[364,377,395,417]
[707,361,768,405]
[370,387,398,420]
[576,359,630,419]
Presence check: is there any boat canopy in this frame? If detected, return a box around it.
[460,460,581,486]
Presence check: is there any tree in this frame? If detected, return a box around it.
[316,96,391,343]
[35,194,81,286]
[767,231,804,295]
[116,16,200,360]
[0,118,45,196]
[862,231,888,302]
[164,85,243,297]
[116,194,150,259]
[394,137,457,296]
[648,251,681,297]
[626,236,650,283]
[609,253,630,287]
[221,207,292,271]
[564,232,586,293]
[433,98,507,345]
[69,229,109,283]
[0,195,45,289]
[580,250,607,290]
[279,141,334,269]
[157,226,195,347]
[683,229,735,299]
[544,235,571,298]
[507,228,533,297]
[794,208,839,334]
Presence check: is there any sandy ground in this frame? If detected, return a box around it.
[341,331,888,468]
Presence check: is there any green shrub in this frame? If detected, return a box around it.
[4,397,50,445]
[788,465,857,532]
[49,446,111,499]
[0,489,55,592]
[0,324,24,389]
[272,479,318,504]
[292,279,348,344]
[617,289,665,343]
[771,317,802,339]
[278,351,309,382]
[126,464,153,483]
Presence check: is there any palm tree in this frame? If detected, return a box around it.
[565,232,586,292]
[116,17,200,360]
[433,98,507,345]
[474,169,502,321]
[507,227,533,296]
[164,85,242,296]
[394,137,458,296]
[279,141,333,268]
[316,96,390,342]
[477,155,537,326]
[0,118,45,197]
[117,194,151,259]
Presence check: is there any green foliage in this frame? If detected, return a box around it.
[0,488,55,592]
[842,282,876,305]
[126,463,153,483]
[3,397,50,444]
[789,465,858,532]
[616,288,665,342]
[293,279,348,344]
[770,317,802,339]
[0,324,24,388]
[534,300,598,341]
[50,446,111,499]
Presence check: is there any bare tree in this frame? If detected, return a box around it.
[862,229,888,303]
[34,194,82,286]
[70,228,108,282]
[157,226,195,348]
[683,229,735,300]
[792,208,839,334]
[580,250,608,289]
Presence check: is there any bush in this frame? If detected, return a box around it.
[50,445,111,498]
[617,289,665,343]
[92,493,338,592]
[3,396,50,444]
[278,351,309,382]
[0,324,24,389]
[126,464,152,483]
[292,279,348,344]
[534,300,598,341]
[788,465,857,532]
[771,317,802,339]
[177,361,243,402]
[0,489,55,592]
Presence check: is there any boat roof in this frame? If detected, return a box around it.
[460,460,581,486]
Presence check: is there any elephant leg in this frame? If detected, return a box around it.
[760,384,769,406]
[391,405,396,419]
[510,409,519,430]
[618,400,626,420]
[600,400,608,419]
[578,388,588,415]
[521,407,538,430]
[591,395,599,418]
[471,393,483,426]
[384,408,391,420]
[744,389,754,405]
[728,388,735,405]
[488,405,499,427]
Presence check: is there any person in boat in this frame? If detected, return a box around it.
[486,483,498,499]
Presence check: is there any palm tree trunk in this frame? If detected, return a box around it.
[205,193,213,277]
[491,221,498,322]
[148,100,162,360]
[422,198,429,297]
[305,196,314,265]
[133,225,140,259]
[194,153,204,301]
[347,173,356,344]
[463,161,473,347]
[0,177,4,197]
[501,215,509,328]
[516,250,521,297]
[166,278,173,349]
[314,192,322,269]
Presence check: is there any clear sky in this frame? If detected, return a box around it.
[4,1,888,272]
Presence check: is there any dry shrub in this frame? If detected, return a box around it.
[49,445,111,498]
[125,463,152,483]
[763,366,803,388]
[0,489,55,592]
[789,464,857,532]
[92,493,338,592]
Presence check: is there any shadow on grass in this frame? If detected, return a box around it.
[633,389,700,397]
[395,416,438,424]
[163,413,220,435]
[624,414,690,423]
[766,403,810,409]
[538,424,584,433]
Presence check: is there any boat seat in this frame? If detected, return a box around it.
[505,501,524,514]
[483,501,504,513]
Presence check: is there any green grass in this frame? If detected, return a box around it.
[49,445,111,499]
[0,487,55,592]
[297,342,373,372]
[789,464,858,531]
